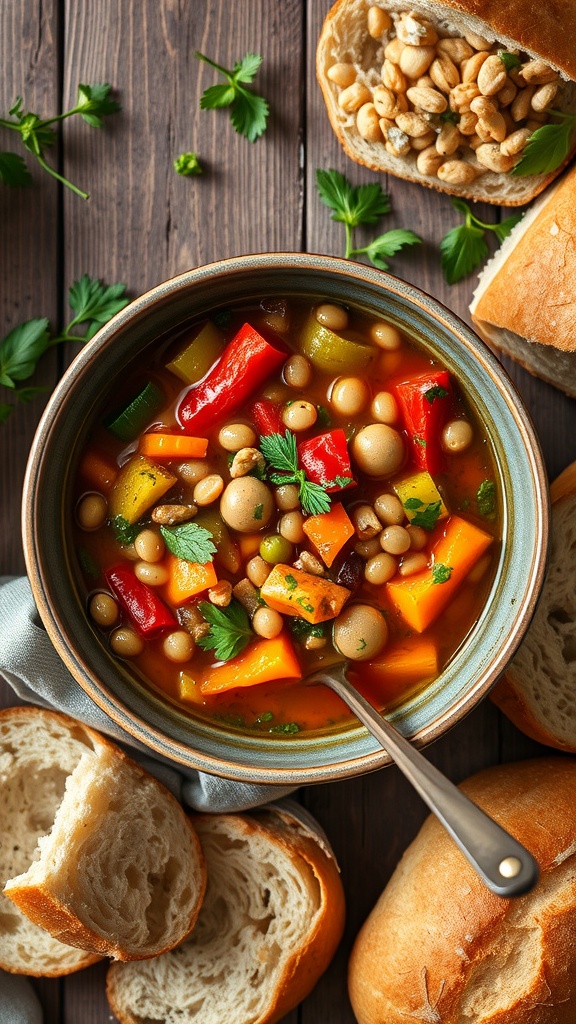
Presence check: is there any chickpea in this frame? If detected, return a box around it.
[279,510,305,544]
[330,376,370,417]
[371,391,399,424]
[467,553,491,584]
[259,534,293,565]
[352,424,405,477]
[176,459,211,485]
[274,483,300,511]
[442,419,473,452]
[77,493,107,531]
[163,630,195,664]
[194,474,225,506]
[89,592,119,627]
[247,555,272,588]
[333,604,388,661]
[407,525,428,551]
[380,525,411,555]
[282,400,317,432]
[327,62,356,88]
[218,423,257,452]
[316,303,349,331]
[399,552,428,577]
[370,321,402,350]
[374,493,404,525]
[110,627,144,658]
[365,552,397,585]
[220,478,274,533]
[252,606,284,640]
[134,561,170,587]
[284,354,313,390]
[134,528,165,563]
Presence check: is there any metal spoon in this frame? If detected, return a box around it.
[307,663,539,898]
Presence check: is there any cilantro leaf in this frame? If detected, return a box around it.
[477,479,497,518]
[0,318,50,388]
[316,169,390,229]
[174,151,203,176]
[200,84,237,109]
[512,114,576,176]
[432,563,453,584]
[233,53,263,83]
[355,228,422,270]
[260,430,332,516]
[160,522,216,563]
[197,599,254,662]
[195,51,269,142]
[230,89,269,144]
[0,151,31,186]
[75,83,121,127]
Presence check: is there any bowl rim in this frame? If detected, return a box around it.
[22,252,550,785]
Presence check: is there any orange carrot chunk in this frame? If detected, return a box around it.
[302,502,355,567]
[162,553,218,607]
[360,638,439,693]
[260,564,351,624]
[139,433,208,459]
[199,633,302,695]
[386,515,493,633]
[78,450,118,493]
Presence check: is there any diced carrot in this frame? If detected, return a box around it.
[238,533,263,559]
[302,502,355,567]
[162,553,218,607]
[386,515,493,633]
[108,455,177,524]
[260,564,350,624]
[139,433,208,459]
[360,638,439,696]
[78,450,118,493]
[199,633,302,696]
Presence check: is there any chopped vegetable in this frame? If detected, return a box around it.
[387,515,493,632]
[197,599,253,661]
[300,314,375,375]
[174,152,202,176]
[298,429,355,494]
[177,322,286,435]
[393,471,448,529]
[162,554,218,607]
[139,433,208,459]
[260,563,350,624]
[357,638,439,703]
[160,522,216,563]
[302,502,355,567]
[106,565,177,636]
[440,199,523,285]
[165,321,224,385]
[198,633,302,695]
[108,455,177,524]
[78,449,118,493]
[195,51,269,143]
[250,398,284,436]
[106,382,164,442]
[260,430,331,516]
[395,371,452,475]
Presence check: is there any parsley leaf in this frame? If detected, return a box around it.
[0,151,31,186]
[432,563,453,584]
[197,599,254,662]
[195,51,269,142]
[512,112,576,176]
[477,479,497,518]
[75,83,121,127]
[174,152,203,176]
[112,515,141,545]
[270,721,300,734]
[404,498,442,531]
[160,522,216,563]
[424,385,449,404]
[351,228,422,270]
[67,276,129,340]
[498,51,521,73]
[260,430,331,516]
[316,168,402,260]
[0,319,50,388]
[440,198,523,284]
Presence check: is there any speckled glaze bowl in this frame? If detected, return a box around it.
[23,254,549,785]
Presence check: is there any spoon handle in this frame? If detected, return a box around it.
[318,669,539,898]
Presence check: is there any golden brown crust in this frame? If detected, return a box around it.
[472,165,576,352]
[348,758,576,1024]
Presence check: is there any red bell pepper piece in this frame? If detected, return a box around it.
[106,565,177,637]
[298,429,355,493]
[251,398,284,436]
[177,323,287,435]
[395,370,453,475]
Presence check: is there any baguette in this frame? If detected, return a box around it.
[2,707,206,964]
[317,0,576,205]
[106,803,346,1024]
[349,757,576,1024]
[470,164,576,396]
[490,462,576,750]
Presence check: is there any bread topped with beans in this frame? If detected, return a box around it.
[316,0,576,204]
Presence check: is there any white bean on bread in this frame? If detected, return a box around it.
[106,803,346,1024]
[348,757,576,1024]
[470,163,576,397]
[490,461,576,749]
[316,0,576,204]
[2,707,206,964]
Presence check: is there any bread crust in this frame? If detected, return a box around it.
[348,758,576,1024]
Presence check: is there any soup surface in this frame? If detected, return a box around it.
[73,296,500,736]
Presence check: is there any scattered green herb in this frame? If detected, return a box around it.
[285,574,298,592]
[160,522,217,563]
[195,51,269,143]
[512,112,576,176]
[0,84,120,198]
[498,51,522,73]
[357,637,367,652]
[440,109,459,124]
[197,599,254,662]
[432,563,453,584]
[404,498,442,532]
[213,712,246,728]
[270,721,300,734]
[413,436,427,447]
[296,596,315,615]
[317,404,332,428]
[289,618,325,642]
[424,385,449,404]
[112,515,141,545]
[323,475,354,489]
[315,168,422,268]
[476,479,497,518]
[440,198,522,284]
[260,430,331,516]
[253,502,264,521]
[174,151,203,176]
[256,711,274,724]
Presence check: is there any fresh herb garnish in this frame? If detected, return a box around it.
[357,637,367,652]
[315,168,422,268]
[323,475,354,489]
[0,84,120,198]
[440,198,523,284]
[197,599,254,662]
[259,430,331,515]
[112,515,141,545]
[253,503,264,521]
[0,275,129,420]
[270,721,300,734]
[285,574,299,592]
[174,151,203,176]
[404,498,442,531]
[413,436,427,447]
[477,479,497,518]
[424,385,449,404]
[317,404,332,428]
[512,112,576,176]
[432,563,453,584]
[256,711,274,724]
[498,51,522,73]
[195,51,269,143]
[296,596,315,614]
[160,522,216,563]
[289,618,326,642]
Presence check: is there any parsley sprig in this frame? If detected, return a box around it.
[259,431,331,516]
[160,522,216,563]
[197,600,254,662]
[440,198,522,285]
[512,111,576,177]
[0,84,120,198]
[195,51,269,143]
[316,169,421,268]
[174,152,203,177]
[0,275,129,422]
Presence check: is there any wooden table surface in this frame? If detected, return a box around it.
[1,2,573,1021]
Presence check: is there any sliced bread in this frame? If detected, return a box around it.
[106,803,346,1024]
[2,706,206,963]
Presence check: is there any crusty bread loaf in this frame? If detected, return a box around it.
[470,164,576,396]
[349,757,576,1024]
[2,706,206,963]
[106,803,346,1024]
[317,0,576,205]
[490,462,576,750]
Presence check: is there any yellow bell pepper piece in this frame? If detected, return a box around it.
[108,455,177,524]
[165,321,224,385]
[393,470,448,525]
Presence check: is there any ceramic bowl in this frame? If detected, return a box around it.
[23,253,549,785]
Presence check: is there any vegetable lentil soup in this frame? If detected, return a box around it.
[73,295,500,737]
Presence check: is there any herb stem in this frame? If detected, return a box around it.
[194,51,232,80]
[35,154,89,199]
[344,221,354,259]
